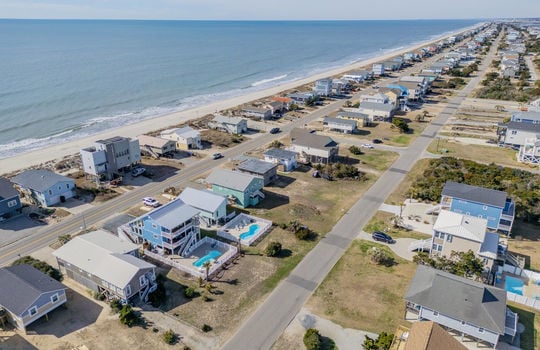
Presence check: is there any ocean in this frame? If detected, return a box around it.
[0,19,481,159]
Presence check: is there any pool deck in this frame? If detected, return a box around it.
[218,213,273,246]
[497,272,540,299]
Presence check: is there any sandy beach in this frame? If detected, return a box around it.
[0,23,482,175]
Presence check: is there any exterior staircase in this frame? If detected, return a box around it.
[409,238,432,252]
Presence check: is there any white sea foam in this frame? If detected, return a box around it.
[251,74,288,87]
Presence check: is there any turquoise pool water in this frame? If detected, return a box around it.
[505,276,524,296]
[239,224,261,240]
[193,250,222,268]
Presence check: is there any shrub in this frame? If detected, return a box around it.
[303,328,321,350]
[364,332,394,350]
[162,329,177,345]
[392,118,410,133]
[119,305,139,327]
[349,145,363,155]
[11,256,63,281]
[201,324,212,332]
[184,286,197,298]
[264,241,282,257]
[110,299,122,313]
[58,234,72,245]
[368,247,395,267]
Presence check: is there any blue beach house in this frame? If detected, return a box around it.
[127,199,201,256]
[11,170,75,207]
[440,181,515,234]
[206,169,264,208]
[0,177,22,220]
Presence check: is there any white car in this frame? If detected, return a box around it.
[131,167,146,177]
[361,143,374,149]
[143,197,160,208]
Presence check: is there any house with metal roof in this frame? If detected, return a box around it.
[263,148,298,172]
[206,169,264,208]
[178,187,227,226]
[429,210,501,271]
[498,121,540,147]
[160,126,202,150]
[322,117,358,134]
[138,135,176,157]
[80,136,141,180]
[289,128,339,164]
[441,181,515,234]
[0,177,22,220]
[237,158,278,185]
[241,106,273,120]
[287,92,317,105]
[405,265,518,348]
[126,199,201,256]
[208,115,248,134]
[511,111,540,124]
[53,230,156,304]
[336,110,370,127]
[11,169,75,207]
[0,264,67,332]
[360,92,390,105]
[357,101,394,122]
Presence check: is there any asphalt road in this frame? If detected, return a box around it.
[221,33,502,350]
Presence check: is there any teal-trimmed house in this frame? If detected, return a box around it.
[206,169,264,208]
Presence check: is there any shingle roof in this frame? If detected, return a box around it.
[138,135,174,148]
[358,101,394,112]
[442,181,507,208]
[323,117,358,127]
[12,170,73,192]
[433,210,487,243]
[237,159,277,175]
[405,265,507,334]
[336,111,369,119]
[0,177,18,200]
[212,115,246,125]
[404,321,467,350]
[0,265,66,316]
[263,148,298,160]
[53,230,154,288]
[178,187,226,213]
[512,111,540,122]
[504,121,540,133]
[146,199,200,230]
[290,128,338,149]
[206,169,260,192]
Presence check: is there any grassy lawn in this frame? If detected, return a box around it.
[427,138,535,170]
[385,158,431,205]
[508,304,539,350]
[341,148,399,172]
[307,240,416,334]
[508,220,540,271]
[363,211,431,240]
[359,120,429,147]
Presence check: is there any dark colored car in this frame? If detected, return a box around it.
[269,127,280,134]
[372,231,394,243]
[372,139,383,144]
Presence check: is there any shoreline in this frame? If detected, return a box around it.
[0,23,483,175]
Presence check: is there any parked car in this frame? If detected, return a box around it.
[372,231,394,243]
[372,139,383,144]
[361,143,374,149]
[211,153,224,160]
[142,197,160,208]
[269,127,280,134]
[131,167,146,177]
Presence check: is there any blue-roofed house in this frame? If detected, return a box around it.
[206,169,264,208]
[11,170,75,207]
[263,148,298,172]
[0,264,67,332]
[0,177,22,220]
[178,187,227,227]
[440,181,515,234]
[127,199,201,256]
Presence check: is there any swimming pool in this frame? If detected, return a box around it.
[505,276,524,296]
[193,250,222,268]
[239,224,261,240]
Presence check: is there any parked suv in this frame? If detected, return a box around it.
[212,153,224,160]
[131,167,146,177]
[142,197,160,208]
[372,231,394,243]
[269,127,280,134]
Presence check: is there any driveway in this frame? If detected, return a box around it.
[357,231,415,261]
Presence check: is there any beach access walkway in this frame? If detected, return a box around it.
[221,31,503,350]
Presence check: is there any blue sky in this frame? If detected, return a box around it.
[0,0,538,20]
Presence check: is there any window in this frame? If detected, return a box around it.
[511,130,517,135]
[66,184,70,189]
[29,306,38,316]
[432,243,443,252]
[51,294,59,303]
[7,199,17,208]
[478,328,484,333]
[446,234,452,243]
[153,234,158,239]
[125,284,132,296]
[139,275,147,287]
[433,311,439,317]
[48,190,52,195]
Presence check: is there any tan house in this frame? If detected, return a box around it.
[160,126,202,150]
[431,210,500,271]
[138,135,176,157]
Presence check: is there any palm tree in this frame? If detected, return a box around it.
[202,261,212,281]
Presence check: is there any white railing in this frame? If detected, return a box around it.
[502,263,540,310]
[506,292,540,310]
[409,239,432,252]
[144,249,204,279]
[217,213,273,246]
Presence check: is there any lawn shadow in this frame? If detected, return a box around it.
[507,305,536,350]
[256,191,289,210]
[354,129,372,136]
[277,248,292,258]
[0,331,39,350]
[146,266,196,312]
[268,175,296,189]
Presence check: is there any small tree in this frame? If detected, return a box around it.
[392,118,410,133]
[363,332,394,350]
[202,324,212,332]
[110,299,122,313]
[119,305,139,327]
[184,286,197,298]
[303,328,321,350]
[264,241,282,257]
[368,247,395,267]
[269,140,283,149]
[202,261,212,281]
[349,145,363,155]
[162,329,177,345]
[12,256,63,281]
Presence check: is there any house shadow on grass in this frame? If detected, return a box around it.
[26,287,103,337]
[153,266,197,312]
[0,331,38,350]
[256,191,289,210]
[268,175,296,189]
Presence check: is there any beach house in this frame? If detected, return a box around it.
[378,87,404,110]
[405,265,518,348]
[510,111,540,124]
[373,63,385,76]
[265,101,286,116]
[53,230,157,304]
[80,136,141,180]
[12,170,75,207]
[160,126,202,150]
[178,187,227,227]
[138,135,176,158]
[498,122,540,147]
[206,169,264,208]
[271,96,293,109]
[0,265,67,332]
[287,92,317,105]
[263,148,298,172]
[517,136,540,165]
[390,322,467,350]
[241,106,273,120]
[440,181,515,234]
[126,199,201,256]
[208,115,248,134]
[336,110,371,127]
[0,177,22,220]
[341,70,372,83]
[289,128,339,163]
[322,117,358,134]
[237,158,278,185]
[313,78,333,97]
[360,92,389,105]
[357,101,394,122]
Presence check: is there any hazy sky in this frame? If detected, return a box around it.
[0,0,538,20]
